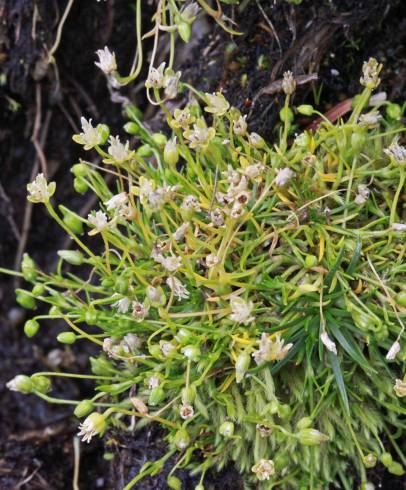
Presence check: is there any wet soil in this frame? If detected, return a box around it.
[0,0,405,489]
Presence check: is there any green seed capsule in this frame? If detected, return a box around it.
[74,399,94,418]
[297,104,314,116]
[152,133,167,148]
[24,319,40,338]
[297,428,329,446]
[32,284,45,296]
[60,207,84,234]
[219,421,235,437]
[57,332,76,344]
[296,417,313,430]
[363,453,377,468]
[22,253,37,282]
[85,310,98,325]
[395,292,406,308]
[149,386,166,406]
[167,476,182,490]
[137,144,153,158]
[57,250,84,265]
[195,485,205,490]
[388,462,405,476]
[380,452,393,467]
[124,122,140,135]
[304,255,318,268]
[279,107,294,123]
[173,428,190,450]
[386,103,402,120]
[31,375,51,394]
[114,277,129,295]
[97,124,110,145]
[178,21,192,42]
[181,385,196,404]
[16,290,36,310]
[71,163,88,177]
[73,177,89,195]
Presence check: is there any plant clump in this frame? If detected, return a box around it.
[5,59,406,489]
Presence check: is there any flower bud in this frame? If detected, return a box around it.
[219,421,235,437]
[152,133,167,148]
[235,349,251,383]
[279,107,294,123]
[74,399,95,418]
[363,453,377,468]
[395,292,406,307]
[24,319,40,337]
[32,283,45,295]
[114,276,129,295]
[149,344,162,359]
[6,375,33,394]
[178,21,192,42]
[71,163,88,177]
[173,428,190,450]
[277,404,291,419]
[297,104,314,116]
[181,344,201,361]
[57,250,84,265]
[380,452,393,467]
[90,356,114,376]
[149,386,166,406]
[16,290,36,310]
[73,177,89,195]
[78,412,107,442]
[351,132,366,152]
[164,138,180,166]
[60,206,84,234]
[97,124,110,145]
[296,417,313,430]
[32,375,51,394]
[297,428,329,446]
[124,122,140,135]
[181,385,196,404]
[167,476,182,490]
[22,254,37,282]
[195,485,205,490]
[137,144,153,158]
[85,309,98,325]
[249,132,265,149]
[57,331,76,344]
[304,255,317,268]
[386,103,402,120]
[388,462,404,476]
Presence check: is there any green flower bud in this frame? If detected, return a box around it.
[16,290,36,309]
[101,277,115,288]
[268,399,279,415]
[103,452,114,461]
[60,206,84,234]
[388,462,404,476]
[32,283,45,295]
[181,344,201,361]
[57,331,76,344]
[173,428,190,450]
[195,485,205,490]
[219,421,235,437]
[149,344,162,359]
[124,122,140,135]
[296,417,313,430]
[73,177,89,195]
[152,133,167,148]
[24,319,40,337]
[386,102,402,120]
[297,428,329,446]
[395,291,406,308]
[78,412,107,442]
[278,404,291,419]
[137,144,153,158]
[304,255,317,268]
[149,386,166,406]
[297,104,314,116]
[71,163,88,177]
[181,385,196,404]
[85,309,98,325]
[178,21,192,42]
[97,124,110,145]
[235,350,251,383]
[57,250,84,265]
[167,476,182,490]
[363,453,377,468]
[74,399,94,418]
[351,132,366,152]
[22,253,37,282]
[49,305,60,316]
[114,276,129,295]
[279,107,294,123]
[32,375,51,394]
[164,138,180,166]
[6,374,33,394]
[380,452,393,467]
[90,356,114,376]
[249,132,265,149]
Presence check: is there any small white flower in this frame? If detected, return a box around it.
[252,333,293,364]
[392,223,406,232]
[104,192,128,211]
[181,195,201,212]
[113,297,131,313]
[229,296,254,325]
[394,379,406,397]
[249,132,265,148]
[159,255,182,272]
[360,57,382,89]
[166,276,190,300]
[204,92,230,116]
[148,375,161,389]
[95,47,117,75]
[256,424,272,438]
[230,205,245,220]
[132,301,149,322]
[183,119,215,149]
[386,341,401,360]
[107,136,132,163]
[223,165,240,185]
[205,253,219,268]
[160,340,176,357]
[146,285,166,306]
[78,413,106,443]
[172,107,195,130]
[354,184,370,205]
[210,208,225,227]
[181,2,200,21]
[244,164,265,181]
[233,115,247,136]
[27,173,55,203]
[73,118,103,150]
[173,222,189,242]
[274,167,295,187]
[179,403,194,420]
[384,137,406,164]
[145,62,166,89]
[282,70,296,95]
[320,331,337,355]
[358,111,382,128]
[123,333,142,351]
[88,210,109,234]
[252,459,275,481]
[164,70,181,99]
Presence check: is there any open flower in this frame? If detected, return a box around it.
[180,403,194,420]
[394,379,406,397]
[72,117,103,150]
[112,296,131,314]
[78,412,106,443]
[105,192,128,212]
[282,70,296,95]
[183,119,216,150]
[132,301,149,322]
[166,277,190,300]
[252,459,275,481]
[384,137,406,164]
[163,69,181,99]
[274,167,295,187]
[171,107,195,130]
[253,333,293,364]
[95,47,117,75]
[27,173,55,203]
[145,62,166,89]
[206,253,219,268]
[360,57,382,90]
[88,210,109,235]
[204,92,230,116]
[229,296,254,324]
[106,136,133,163]
[354,184,370,205]
[233,115,248,136]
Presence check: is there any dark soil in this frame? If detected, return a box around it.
[0,0,405,489]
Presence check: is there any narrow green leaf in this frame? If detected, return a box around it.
[328,351,350,416]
